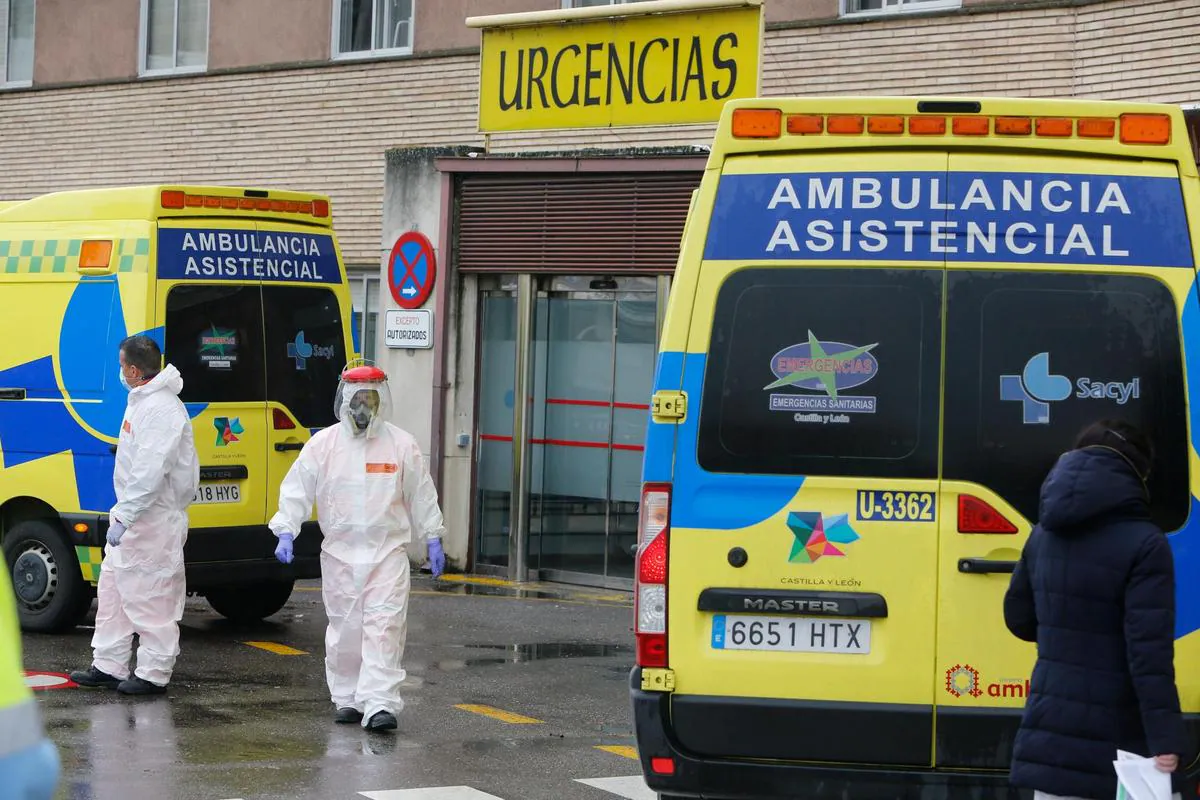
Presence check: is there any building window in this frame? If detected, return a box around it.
[140,0,209,76]
[841,0,961,16]
[347,271,381,363]
[1,0,35,88]
[334,0,413,58]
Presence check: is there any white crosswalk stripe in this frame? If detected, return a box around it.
[360,789,505,800]
[346,775,653,800]
[574,776,656,799]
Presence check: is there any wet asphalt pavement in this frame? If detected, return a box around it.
[20,576,647,800]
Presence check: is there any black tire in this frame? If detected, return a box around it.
[4,519,93,633]
[204,579,295,622]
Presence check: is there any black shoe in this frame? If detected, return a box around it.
[366,711,397,732]
[116,677,167,696]
[334,707,363,725]
[69,666,122,689]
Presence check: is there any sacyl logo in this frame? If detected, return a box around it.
[287,331,335,370]
[1000,352,1140,425]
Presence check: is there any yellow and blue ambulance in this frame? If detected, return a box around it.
[1,186,356,631]
[632,97,1200,798]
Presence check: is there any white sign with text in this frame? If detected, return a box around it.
[384,309,433,350]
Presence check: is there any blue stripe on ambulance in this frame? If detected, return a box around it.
[0,277,205,513]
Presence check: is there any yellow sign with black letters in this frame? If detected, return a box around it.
[471,1,762,132]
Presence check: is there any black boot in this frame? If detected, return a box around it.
[366,711,397,731]
[117,676,167,696]
[69,666,122,689]
[334,707,363,725]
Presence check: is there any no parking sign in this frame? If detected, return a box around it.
[388,231,437,310]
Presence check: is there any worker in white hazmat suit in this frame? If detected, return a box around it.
[269,364,446,732]
[70,335,199,696]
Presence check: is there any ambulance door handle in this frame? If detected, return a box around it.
[275,442,304,453]
[0,388,25,400]
[958,558,1018,575]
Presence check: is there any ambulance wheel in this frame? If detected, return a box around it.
[3,519,93,633]
[205,580,295,622]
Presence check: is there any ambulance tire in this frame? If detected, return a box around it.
[3,519,93,633]
[204,580,295,623]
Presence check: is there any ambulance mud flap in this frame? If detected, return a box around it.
[630,669,1021,800]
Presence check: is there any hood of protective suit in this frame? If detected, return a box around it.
[334,379,392,439]
[130,363,184,400]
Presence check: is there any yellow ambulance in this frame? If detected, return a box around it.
[0,186,355,631]
[632,97,1200,797]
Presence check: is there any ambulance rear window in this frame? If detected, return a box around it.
[264,286,347,430]
[697,267,942,478]
[943,270,1189,531]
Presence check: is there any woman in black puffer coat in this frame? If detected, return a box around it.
[1005,419,1187,800]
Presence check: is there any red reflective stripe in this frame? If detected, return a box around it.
[546,397,651,411]
[477,433,643,453]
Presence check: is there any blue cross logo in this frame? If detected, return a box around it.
[1000,352,1073,424]
[287,331,314,370]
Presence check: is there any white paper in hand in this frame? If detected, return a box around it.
[1114,750,1172,800]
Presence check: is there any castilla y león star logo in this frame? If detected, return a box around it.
[786,512,860,564]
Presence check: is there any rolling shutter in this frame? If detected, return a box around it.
[456,172,700,274]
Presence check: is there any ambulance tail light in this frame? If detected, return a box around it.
[731,108,782,139]
[1120,113,1171,145]
[958,495,1018,534]
[272,408,296,431]
[635,483,671,669]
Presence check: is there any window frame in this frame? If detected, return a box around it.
[346,269,381,363]
[839,0,962,18]
[561,0,642,7]
[331,0,414,62]
[138,0,210,78]
[1,0,35,90]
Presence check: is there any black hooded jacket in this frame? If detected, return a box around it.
[1005,446,1187,799]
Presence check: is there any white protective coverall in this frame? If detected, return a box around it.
[269,369,445,726]
[93,364,200,686]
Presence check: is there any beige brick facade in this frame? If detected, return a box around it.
[0,0,1196,264]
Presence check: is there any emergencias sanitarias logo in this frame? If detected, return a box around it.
[766,330,878,423]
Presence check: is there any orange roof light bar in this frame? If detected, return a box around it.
[786,114,824,135]
[952,116,989,136]
[160,190,185,209]
[731,108,782,139]
[908,116,947,136]
[827,115,865,135]
[1077,118,1116,139]
[1035,118,1073,137]
[867,115,904,134]
[995,117,1033,136]
[1120,113,1170,145]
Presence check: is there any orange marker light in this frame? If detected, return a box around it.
[1077,118,1116,139]
[1120,113,1171,144]
[312,199,330,217]
[952,117,989,136]
[79,240,113,269]
[827,115,865,135]
[908,116,947,135]
[1035,118,1073,137]
[787,114,823,135]
[995,117,1033,136]
[731,108,782,139]
[160,190,185,209]
[867,116,904,134]
[73,523,88,534]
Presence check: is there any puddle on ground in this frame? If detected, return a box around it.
[432,642,633,671]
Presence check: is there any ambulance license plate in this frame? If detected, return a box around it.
[711,614,871,654]
[192,482,240,505]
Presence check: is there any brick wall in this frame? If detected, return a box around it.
[0,0,1193,264]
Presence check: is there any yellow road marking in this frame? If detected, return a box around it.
[596,745,638,760]
[454,704,543,724]
[244,641,307,656]
[438,575,517,587]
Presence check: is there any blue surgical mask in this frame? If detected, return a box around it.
[118,368,131,392]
